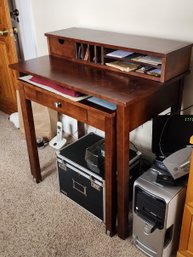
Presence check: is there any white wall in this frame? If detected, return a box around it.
[29,0,193,157]
[15,0,37,60]
[30,0,193,55]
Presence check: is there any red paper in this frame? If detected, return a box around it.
[30,76,81,97]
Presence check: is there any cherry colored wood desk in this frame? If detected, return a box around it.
[11,55,186,238]
[10,28,192,239]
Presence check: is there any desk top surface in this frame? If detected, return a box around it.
[11,55,178,106]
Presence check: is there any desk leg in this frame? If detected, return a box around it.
[19,88,42,183]
[105,116,116,236]
[77,121,85,138]
[171,78,184,114]
[116,105,130,239]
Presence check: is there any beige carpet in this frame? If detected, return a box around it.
[0,111,145,257]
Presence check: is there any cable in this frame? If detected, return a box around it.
[181,103,193,113]
[163,103,193,116]
[130,141,138,152]
[158,116,172,158]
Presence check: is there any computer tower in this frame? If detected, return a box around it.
[132,168,186,257]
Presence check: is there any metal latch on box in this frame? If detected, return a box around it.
[58,160,67,171]
[90,176,101,191]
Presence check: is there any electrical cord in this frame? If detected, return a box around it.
[163,103,193,115]
[181,103,193,113]
[130,141,138,152]
[158,116,172,158]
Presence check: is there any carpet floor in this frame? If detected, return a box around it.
[0,111,145,257]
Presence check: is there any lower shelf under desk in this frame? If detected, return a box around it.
[18,80,117,237]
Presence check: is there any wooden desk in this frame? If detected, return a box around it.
[10,28,192,239]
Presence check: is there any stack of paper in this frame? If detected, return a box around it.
[106,50,134,58]
[105,61,139,72]
[135,66,153,74]
[132,55,162,66]
[147,68,161,77]
[87,97,117,110]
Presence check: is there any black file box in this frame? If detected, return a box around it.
[57,133,105,220]
[57,133,141,221]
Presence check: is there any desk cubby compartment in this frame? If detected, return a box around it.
[47,37,76,59]
[89,45,103,64]
[89,45,95,63]
[76,43,89,61]
[76,43,103,64]
[104,47,162,79]
[95,46,103,64]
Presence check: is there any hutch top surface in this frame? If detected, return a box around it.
[45,27,192,56]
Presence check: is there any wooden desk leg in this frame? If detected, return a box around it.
[105,116,116,236]
[19,88,42,183]
[77,121,85,138]
[171,78,184,114]
[116,105,130,239]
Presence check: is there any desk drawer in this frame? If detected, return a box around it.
[87,109,106,129]
[24,87,87,123]
[65,102,87,121]
[48,37,76,59]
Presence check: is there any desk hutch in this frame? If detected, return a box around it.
[10,27,192,239]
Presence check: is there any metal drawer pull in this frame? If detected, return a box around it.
[72,179,87,196]
[54,102,61,108]
[59,162,67,171]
